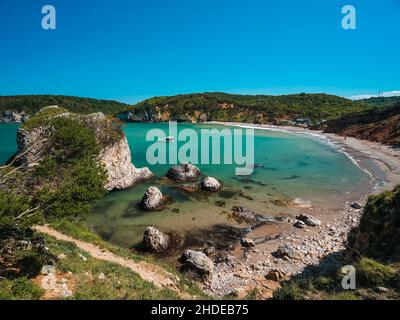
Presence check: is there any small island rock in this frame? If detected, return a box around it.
[200,176,222,192]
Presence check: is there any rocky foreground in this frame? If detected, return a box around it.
[203,198,367,298]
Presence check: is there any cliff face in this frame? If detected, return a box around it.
[324,103,400,146]
[347,186,400,263]
[15,107,152,191]
[100,135,152,191]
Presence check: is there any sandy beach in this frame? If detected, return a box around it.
[203,121,400,298]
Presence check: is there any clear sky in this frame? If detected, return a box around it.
[0,0,399,103]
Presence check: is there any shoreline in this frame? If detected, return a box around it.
[209,121,400,192]
[203,121,400,298]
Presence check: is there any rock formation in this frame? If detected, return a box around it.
[200,176,221,192]
[143,227,169,252]
[181,249,214,277]
[166,164,201,182]
[14,106,152,191]
[140,186,165,211]
[100,135,153,191]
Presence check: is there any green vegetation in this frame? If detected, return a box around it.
[123,92,372,123]
[0,109,111,227]
[0,277,44,300]
[49,219,210,299]
[44,236,180,300]
[0,95,129,116]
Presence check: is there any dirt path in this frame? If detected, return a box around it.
[33,225,184,295]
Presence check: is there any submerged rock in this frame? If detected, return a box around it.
[14,107,153,191]
[265,269,289,281]
[140,186,165,211]
[166,164,201,182]
[290,198,313,209]
[200,176,222,192]
[143,226,169,252]
[295,214,321,227]
[231,206,279,225]
[181,249,214,277]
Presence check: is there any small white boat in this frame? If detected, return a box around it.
[160,136,174,142]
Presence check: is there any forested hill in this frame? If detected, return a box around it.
[120,92,369,124]
[0,95,129,116]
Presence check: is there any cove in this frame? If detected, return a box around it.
[88,123,371,249]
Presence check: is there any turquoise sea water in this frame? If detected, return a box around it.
[0,123,371,248]
[91,123,370,248]
[0,123,19,164]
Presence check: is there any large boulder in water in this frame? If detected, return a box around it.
[143,227,169,252]
[166,164,201,182]
[200,176,221,192]
[140,186,165,211]
[181,249,214,277]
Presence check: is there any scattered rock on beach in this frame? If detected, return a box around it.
[140,186,165,211]
[166,164,201,182]
[239,191,254,200]
[143,226,169,252]
[231,206,279,225]
[293,220,306,229]
[290,198,313,209]
[181,250,214,277]
[240,238,255,248]
[295,214,321,227]
[200,176,222,192]
[350,201,363,209]
[274,244,301,260]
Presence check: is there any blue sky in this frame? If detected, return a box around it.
[0,0,399,103]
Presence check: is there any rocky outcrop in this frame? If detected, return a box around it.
[101,136,153,191]
[143,227,169,252]
[0,110,30,123]
[181,249,214,277]
[295,214,321,227]
[13,107,152,191]
[350,201,363,209]
[140,186,165,211]
[200,176,221,192]
[166,164,201,182]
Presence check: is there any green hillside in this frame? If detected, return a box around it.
[121,92,370,124]
[0,95,129,116]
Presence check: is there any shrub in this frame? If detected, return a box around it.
[272,284,306,300]
[0,278,43,300]
[356,258,395,287]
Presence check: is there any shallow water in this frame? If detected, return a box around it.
[0,122,371,248]
[90,123,371,248]
[0,123,19,164]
